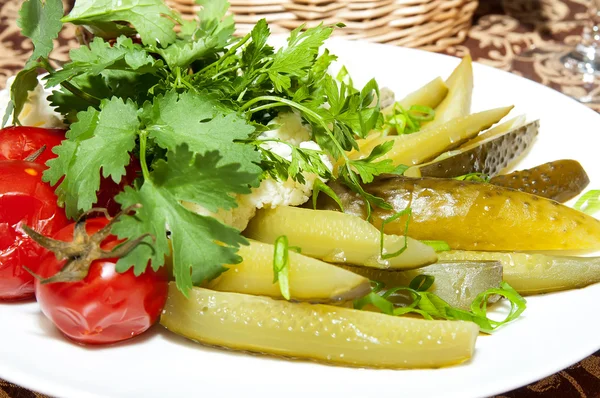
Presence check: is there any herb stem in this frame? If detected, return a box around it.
[40,58,101,106]
[139,131,151,181]
[196,34,251,76]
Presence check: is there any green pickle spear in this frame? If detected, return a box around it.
[244,206,437,269]
[208,240,371,303]
[161,283,480,369]
[318,177,600,251]
[439,251,600,295]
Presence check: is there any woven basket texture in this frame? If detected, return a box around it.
[166,0,478,51]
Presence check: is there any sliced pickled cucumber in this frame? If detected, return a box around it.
[345,261,503,310]
[161,284,479,369]
[207,240,370,303]
[439,250,600,295]
[422,55,473,129]
[318,177,600,251]
[391,77,449,110]
[351,106,513,167]
[458,115,526,149]
[404,120,539,178]
[244,206,437,270]
[489,160,590,203]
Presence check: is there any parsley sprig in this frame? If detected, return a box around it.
[11,0,397,295]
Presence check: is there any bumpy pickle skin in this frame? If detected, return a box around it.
[207,240,371,303]
[439,251,600,295]
[318,177,600,251]
[489,159,590,203]
[160,284,480,369]
[244,206,437,270]
[405,120,539,178]
[344,261,503,310]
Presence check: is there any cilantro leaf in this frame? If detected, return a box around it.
[18,0,64,68]
[268,24,334,92]
[8,68,39,126]
[156,0,234,68]
[349,141,397,184]
[44,97,140,217]
[46,37,160,87]
[63,0,181,48]
[113,146,251,295]
[142,90,262,178]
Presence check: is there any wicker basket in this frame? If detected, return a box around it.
[166,0,478,51]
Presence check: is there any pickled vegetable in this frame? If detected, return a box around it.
[345,261,503,310]
[351,106,514,167]
[391,77,449,110]
[404,120,539,178]
[318,177,600,251]
[422,55,473,129]
[458,115,526,149]
[489,160,590,203]
[439,251,600,295]
[207,240,370,303]
[245,206,437,269]
[161,284,480,369]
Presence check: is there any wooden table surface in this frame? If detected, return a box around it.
[1,0,599,397]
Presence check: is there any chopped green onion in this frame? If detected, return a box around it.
[408,105,435,122]
[455,173,491,183]
[422,240,451,252]
[379,207,412,260]
[353,276,527,333]
[272,235,291,300]
[574,190,600,215]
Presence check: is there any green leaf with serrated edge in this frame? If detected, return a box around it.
[9,68,38,125]
[18,0,64,68]
[46,37,160,87]
[62,0,180,48]
[349,141,396,184]
[43,98,139,218]
[312,178,344,212]
[152,147,254,213]
[113,148,251,295]
[142,90,262,178]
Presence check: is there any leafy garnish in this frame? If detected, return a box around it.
[574,190,600,215]
[62,0,181,47]
[312,179,344,211]
[455,172,491,183]
[272,235,291,300]
[113,145,254,296]
[43,97,140,218]
[382,103,434,135]
[354,276,527,333]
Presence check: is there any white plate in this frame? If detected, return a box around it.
[2,38,600,398]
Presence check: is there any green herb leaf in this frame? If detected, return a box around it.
[312,179,344,211]
[574,190,600,215]
[113,145,252,295]
[8,67,39,126]
[43,97,140,217]
[349,141,397,184]
[63,0,181,48]
[272,235,291,300]
[18,0,64,68]
[142,90,262,178]
[455,172,491,183]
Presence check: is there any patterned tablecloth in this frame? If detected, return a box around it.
[1,0,600,397]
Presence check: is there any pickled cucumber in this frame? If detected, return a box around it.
[244,206,437,269]
[458,115,526,149]
[345,261,503,310]
[207,240,370,303]
[422,55,473,129]
[318,177,600,251]
[392,77,449,110]
[161,284,480,369]
[404,120,539,178]
[351,106,514,167]
[489,160,590,203]
[439,250,600,295]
